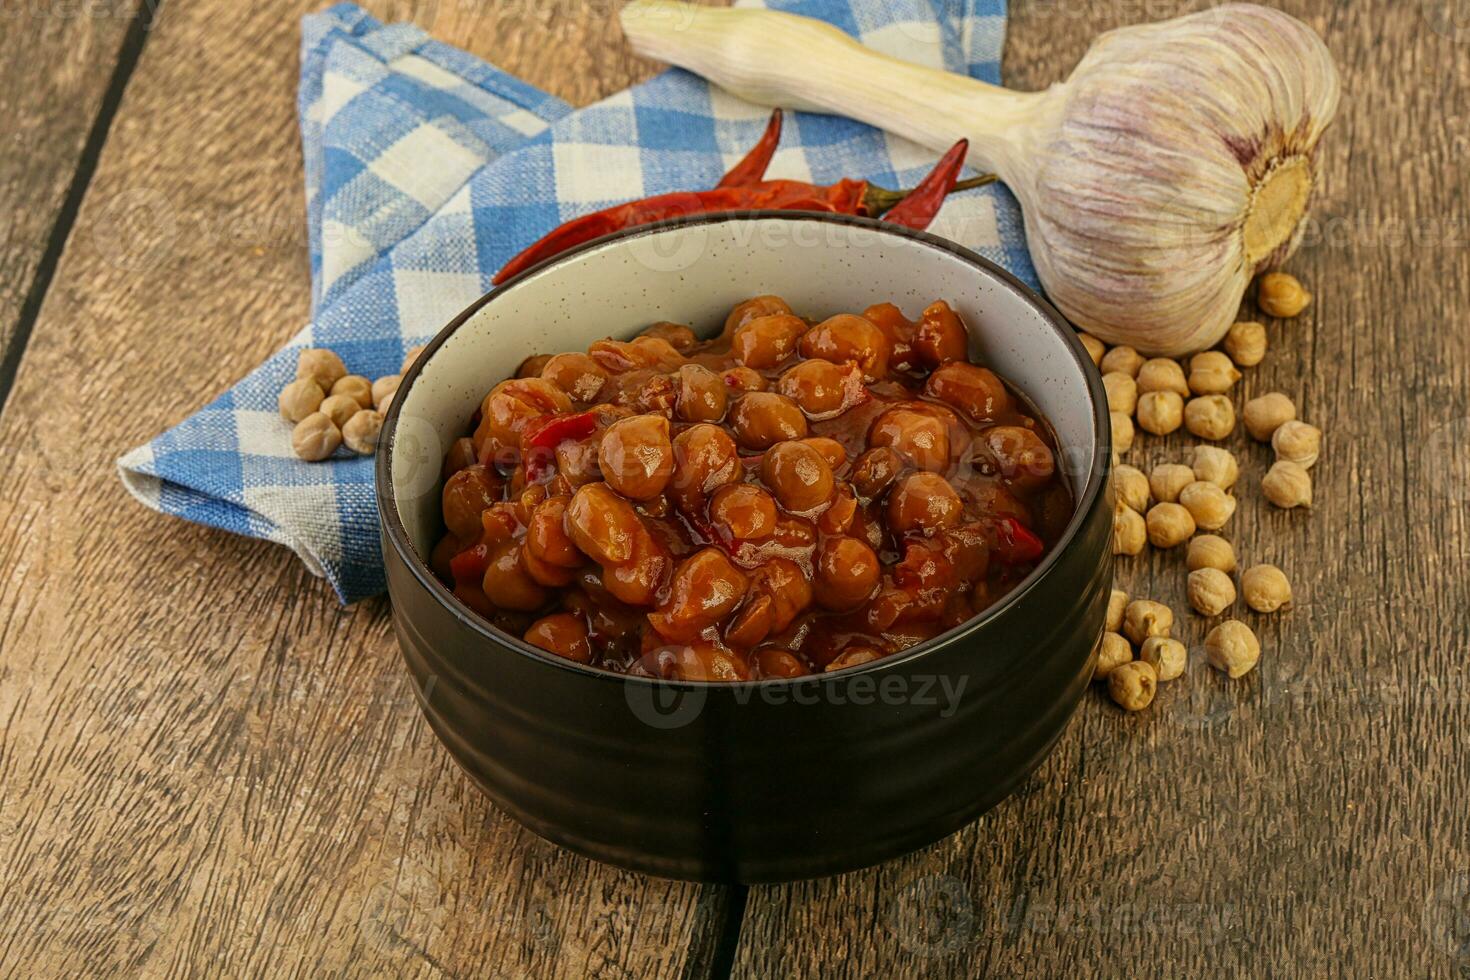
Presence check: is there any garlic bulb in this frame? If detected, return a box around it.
[621,2,1340,355]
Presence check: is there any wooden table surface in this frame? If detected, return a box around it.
[2,1,1467,976]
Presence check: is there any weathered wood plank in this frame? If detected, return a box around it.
[0,2,724,977]
[734,1,1470,975]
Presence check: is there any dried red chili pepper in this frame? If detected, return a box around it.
[992,516,1044,564]
[716,109,783,187]
[880,139,969,230]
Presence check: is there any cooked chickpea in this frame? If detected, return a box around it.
[1136,358,1189,397]
[476,378,573,461]
[850,446,905,501]
[278,378,325,423]
[729,392,807,449]
[565,483,642,565]
[640,321,697,350]
[914,300,970,367]
[442,465,502,539]
[762,441,835,513]
[984,425,1055,490]
[670,424,743,508]
[1178,480,1237,531]
[1113,464,1149,513]
[291,412,341,461]
[318,393,361,429]
[601,532,670,607]
[400,344,426,374]
[1187,567,1236,616]
[826,647,884,672]
[1241,564,1293,612]
[1078,332,1106,366]
[732,313,807,369]
[1106,589,1129,632]
[297,348,347,392]
[869,407,950,472]
[1191,445,1239,489]
[1112,503,1146,556]
[1139,636,1186,682]
[648,548,749,641]
[331,374,373,410]
[1205,620,1260,678]
[1187,351,1241,395]
[1108,660,1157,711]
[1272,420,1321,468]
[800,437,847,470]
[481,541,549,611]
[777,359,860,419]
[1223,320,1268,367]
[1184,395,1236,440]
[541,352,609,402]
[342,409,383,455]
[924,362,1011,422]
[1145,502,1195,548]
[815,536,882,610]
[524,613,592,663]
[372,374,401,410]
[1149,463,1194,503]
[724,294,793,337]
[1102,371,1138,414]
[1262,459,1312,508]
[1136,390,1184,436]
[1111,411,1135,454]
[1243,392,1296,442]
[1187,534,1236,573]
[799,313,890,380]
[526,496,582,569]
[1257,271,1311,318]
[753,649,809,679]
[598,414,674,500]
[1123,598,1173,645]
[673,364,728,423]
[722,366,766,392]
[1095,631,1133,679]
[709,484,777,541]
[887,471,963,535]
[1100,345,1144,377]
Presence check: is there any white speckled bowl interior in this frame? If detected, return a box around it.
[387,213,1103,560]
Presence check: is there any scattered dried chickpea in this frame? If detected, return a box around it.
[1139,636,1186,682]
[1223,321,1268,367]
[1100,345,1145,377]
[1243,392,1296,442]
[1191,445,1239,489]
[319,393,361,429]
[1136,391,1184,436]
[372,374,401,410]
[1111,411,1135,454]
[1112,503,1146,556]
[1187,567,1237,616]
[297,348,347,392]
[1103,371,1139,414]
[1257,272,1312,318]
[1272,420,1321,468]
[1145,501,1196,548]
[1096,632,1133,680]
[1078,332,1106,366]
[1113,464,1150,513]
[342,409,384,455]
[278,378,325,423]
[1178,480,1237,531]
[1106,589,1129,632]
[1184,395,1236,440]
[1205,620,1261,678]
[292,412,342,461]
[1136,358,1189,397]
[1149,463,1195,503]
[1241,564,1293,612]
[331,374,373,410]
[1187,534,1237,573]
[1187,351,1241,395]
[1123,599,1173,646]
[401,345,427,375]
[1108,660,1158,711]
[1262,459,1313,508]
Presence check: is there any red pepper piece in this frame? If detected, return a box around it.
[449,543,491,584]
[520,410,600,481]
[716,109,783,188]
[882,139,969,231]
[993,516,1044,565]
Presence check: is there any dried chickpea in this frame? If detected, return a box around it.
[1187,351,1241,395]
[400,344,426,374]
[1096,632,1133,680]
[296,348,346,392]
[1184,395,1236,441]
[1241,564,1293,613]
[1191,445,1239,489]
[1178,480,1237,531]
[1112,503,1146,556]
[291,412,341,461]
[319,393,361,429]
[1272,420,1321,469]
[1136,358,1189,397]
[1205,620,1260,678]
[1123,599,1173,645]
[1113,464,1150,513]
[1187,567,1236,616]
[1257,272,1311,318]
[1108,660,1157,711]
[1187,534,1236,573]
[1106,589,1129,632]
[1100,345,1144,377]
[1149,463,1194,504]
[1078,332,1106,366]
[1243,392,1296,442]
[1262,460,1312,509]
[1136,390,1184,436]
[1145,502,1195,548]
[1223,321,1268,367]
[1139,636,1186,682]
[342,409,383,455]
[1102,371,1138,414]
[1110,411,1135,454]
[331,374,373,410]
[278,378,325,423]
[372,374,401,410]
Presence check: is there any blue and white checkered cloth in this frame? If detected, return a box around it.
[118,0,1034,604]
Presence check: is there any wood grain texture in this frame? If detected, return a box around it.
[733,1,1470,976]
[0,1,725,977]
[0,2,138,377]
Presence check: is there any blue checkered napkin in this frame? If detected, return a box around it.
[117,0,1033,604]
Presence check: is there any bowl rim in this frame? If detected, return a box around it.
[377,209,1112,688]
